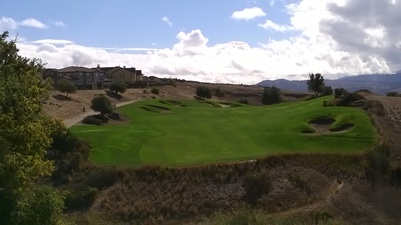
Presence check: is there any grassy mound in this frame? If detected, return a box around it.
[70,97,377,166]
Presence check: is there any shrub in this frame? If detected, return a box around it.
[322,86,333,96]
[243,174,271,205]
[334,88,348,98]
[90,94,113,116]
[109,81,127,94]
[57,80,77,98]
[64,186,98,210]
[214,87,225,98]
[261,86,282,105]
[196,86,212,99]
[151,87,160,95]
[12,185,65,225]
[83,167,119,190]
[238,99,249,105]
[82,116,103,125]
[386,91,399,97]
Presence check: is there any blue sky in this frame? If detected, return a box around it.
[1,0,400,84]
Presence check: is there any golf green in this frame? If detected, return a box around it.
[70,97,378,166]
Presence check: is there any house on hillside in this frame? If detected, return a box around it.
[57,66,105,89]
[95,65,144,84]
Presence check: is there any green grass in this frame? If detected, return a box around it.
[70,97,378,167]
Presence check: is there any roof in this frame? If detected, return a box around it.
[58,66,94,73]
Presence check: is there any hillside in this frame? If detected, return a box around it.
[258,73,401,95]
[44,81,401,225]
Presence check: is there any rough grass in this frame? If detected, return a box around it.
[70,96,377,167]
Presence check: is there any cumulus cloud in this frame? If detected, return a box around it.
[15,0,399,84]
[161,16,172,26]
[231,7,266,21]
[20,18,48,29]
[50,20,66,28]
[258,19,292,31]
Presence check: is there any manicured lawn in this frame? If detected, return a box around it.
[70,97,378,167]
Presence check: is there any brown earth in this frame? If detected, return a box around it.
[47,85,401,225]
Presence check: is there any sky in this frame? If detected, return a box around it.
[1,0,400,84]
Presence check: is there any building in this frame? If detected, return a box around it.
[57,66,105,89]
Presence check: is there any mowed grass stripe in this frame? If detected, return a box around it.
[70,97,378,166]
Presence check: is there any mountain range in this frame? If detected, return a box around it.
[257,72,401,95]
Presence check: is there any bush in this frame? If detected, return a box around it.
[243,174,271,205]
[11,185,65,225]
[238,99,249,105]
[196,86,212,99]
[151,87,160,95]
[109,81,127,94]
[57,80,77,98]
[334,88,348,98]
[82,116,103,125]
[386,91,399,97]
[90,94,113,116]
[214,87,225,98]
[64,186,98,210]
[261,86,282,105]
[322,86,333,96]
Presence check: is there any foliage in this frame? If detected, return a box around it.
[0,31,64,224]
[82,116,103,125]
[215,87,225,98]
[109,81,127,94]
[64,186,98,210]
[243,174,271,205]
[196,86,212,99]
[238,99,249,104]
[386,91,399,97]
[307,73,325,96]
[334,88,348,98]
[261,86,282,105]
[322,86,333,96]
[151,87,160,95]
[90,94,113,116]
[11,185,64,225]
[57,80,77,97]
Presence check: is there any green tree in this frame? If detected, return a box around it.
[109,81,127,95]
[334,88,348,98]
[57,80,77,97]
[196,86,212,99]
[0,31,64,224]
[90,94,113,116]
[322,85,333,96]
[307,73,325,97]
[214,87,225,98]
[261,86,282,105]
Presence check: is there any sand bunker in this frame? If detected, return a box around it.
[301,117,355,134]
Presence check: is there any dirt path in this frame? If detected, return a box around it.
[64,100,139,128]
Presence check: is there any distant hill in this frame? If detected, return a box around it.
[257,73,401,95]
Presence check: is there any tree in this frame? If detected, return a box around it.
[57,80,77,97]
[261,86,282,105]
[0,31,64,224]
[196,86,212,99]
[109,81,127,95]
[90,94,113,116]
[322,86,333,96]
[307,73,325,97]
[214,87,225,98]
[334,88,348,98]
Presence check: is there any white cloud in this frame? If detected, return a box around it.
[231,7,266,21]
[14,0,399,84]
[258,20,292,31]
[50,20,66,28]
[20,18,48,29]
[161,16,172,26]
[31,39,74,45]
